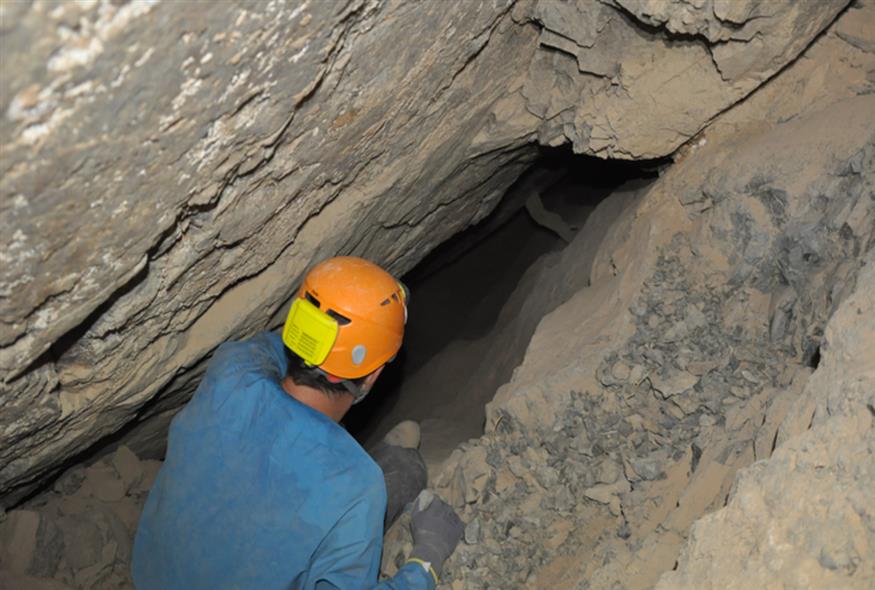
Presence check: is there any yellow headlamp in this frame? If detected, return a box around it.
[282,298,339,366]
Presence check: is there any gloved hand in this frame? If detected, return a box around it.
[408,490,464,582]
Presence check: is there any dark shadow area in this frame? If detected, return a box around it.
[805,343,821,369]
[344,146,667,453]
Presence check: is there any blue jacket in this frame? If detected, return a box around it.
[132,332,433,590]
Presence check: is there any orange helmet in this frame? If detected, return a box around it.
[282,256,407,380]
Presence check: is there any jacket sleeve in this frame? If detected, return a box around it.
[310,493,435,590]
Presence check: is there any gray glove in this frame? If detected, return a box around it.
[409,490,464,580]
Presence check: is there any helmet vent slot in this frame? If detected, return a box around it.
[327,309,352,326]
[296,331,319,358]
[305,292,321,308]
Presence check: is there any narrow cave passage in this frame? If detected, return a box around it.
[344,148,663,474]
[4,0,873,586]
[3,148,664,590]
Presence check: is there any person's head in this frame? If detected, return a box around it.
[281,256,408,419]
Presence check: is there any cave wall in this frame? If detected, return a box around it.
[658,255,875,590]
[377,2,874,586]
[0,0,851,506]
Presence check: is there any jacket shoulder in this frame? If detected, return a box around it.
[320,436,386,505]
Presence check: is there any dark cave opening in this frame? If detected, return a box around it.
[343,146,667,471]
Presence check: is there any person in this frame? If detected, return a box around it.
[132,256,464,589]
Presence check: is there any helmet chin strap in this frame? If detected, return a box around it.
[310,366,371,405]
[345,380,371,405]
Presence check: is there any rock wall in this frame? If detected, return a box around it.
[657,251,875,588]
[378,2,874,586]
[0,0,852,518]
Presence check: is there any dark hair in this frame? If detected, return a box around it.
[284,348,367,397]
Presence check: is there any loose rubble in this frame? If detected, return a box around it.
[0,447,157,590]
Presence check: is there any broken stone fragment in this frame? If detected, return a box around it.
[608,497,622,517]
[584,478,632,507]
[626,453,667,482]
[459,447,491,504]
[52,467,85,497]
[532,464,560,488]
[664,403,687,420]
[59,515,103,571]
[465,476,489,504]
[685,360,721,376]
[0,509,40,574]
[109,502,141,538]
[628,364,647,385]
[663,321,690,342]
[80,463,126,503]
[507,455,528,479]
[111,446,142,493]
[729,385,751,399]
[595,458,623,485]
[672,392,703,415]
[548,486,577,513]
[544,519,574,551]
[379,512,414,578]
[739,369,759,384]
[494,467,517,494]
[698,414,717,428]
[464,517,481,545]
[684,304,708,330]
[611,361,631,382]
[649,371,699,399]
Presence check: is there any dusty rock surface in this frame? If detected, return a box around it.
[0,0,850,506]
[657,254,875,589]
[527,0,847,158]
[379,3,875,586]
